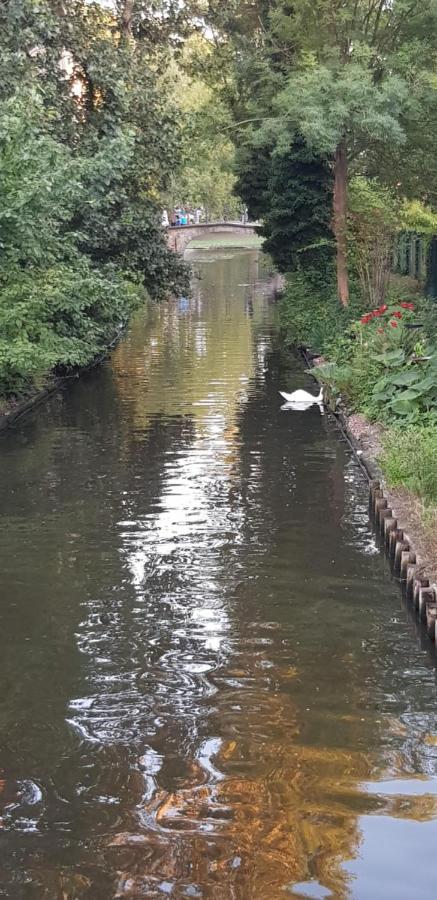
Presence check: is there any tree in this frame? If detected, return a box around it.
[0,0,190,402]
[164,38,243,219]
[203,0,437,306]
[193,0,334,269]
[235,138,333,273]
[265,0,437,305]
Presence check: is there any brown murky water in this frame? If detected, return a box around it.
[1,249,437,899]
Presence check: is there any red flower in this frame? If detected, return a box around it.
[393,310,402,319]
[379,304,388,313]
[360,314,372,324]
[400,302,415,310]
[390,320,398,328]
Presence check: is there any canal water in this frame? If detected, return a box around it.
[1,249,437,899]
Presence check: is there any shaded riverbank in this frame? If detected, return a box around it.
[0,325,128,434]
[1,249,437,899]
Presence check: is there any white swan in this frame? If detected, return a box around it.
[279,386,324,406]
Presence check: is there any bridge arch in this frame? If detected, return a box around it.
[166,222,260,254]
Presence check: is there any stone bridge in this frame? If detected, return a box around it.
[166,222,260,254]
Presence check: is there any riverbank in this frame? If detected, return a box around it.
[281,269,437,589]
[344,410,437,586]
[0,324,128,433]
[300,348,437,587]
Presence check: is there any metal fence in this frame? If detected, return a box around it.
[393,231,437,298]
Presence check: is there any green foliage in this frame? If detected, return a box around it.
[235,137,334,273]
[348,178,399,306]
[380,426,437,504]
[279,267,364,352]
[0,262,141,396]
[401,200,437,235]
[0,0,189,402]
[205,0,437,307]
[166,41,242,219]
[273,59,409,158]
[0,91,144,396]
[313,301,437,424]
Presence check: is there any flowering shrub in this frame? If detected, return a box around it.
[314,298,437,424]
[358,302,416,347]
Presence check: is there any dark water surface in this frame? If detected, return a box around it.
[1,249,437,899]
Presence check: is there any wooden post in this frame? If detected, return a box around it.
[379,507,392,532]
[389,528,403,561]
[375,497,387,523]
[384,517,397,548]
[406,564,416,601]
[419,587,435,622]
[374,499,388,530]
[394,539,410,577]
[400,550,416,581]
[372,489,384,517]
[426,605,437,641]
[413,577,429,610]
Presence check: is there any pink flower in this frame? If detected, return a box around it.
[390,320,398,328]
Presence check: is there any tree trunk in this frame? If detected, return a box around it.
[333,139,349,307]
[121,0,134,40]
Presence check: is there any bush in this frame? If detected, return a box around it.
[0,262,142,397]
[279,266,364,354]
[0,2,190,404]
[0,94,145,399]
[313,300,437,424]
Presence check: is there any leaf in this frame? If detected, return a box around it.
[390,370,421,386]
[396,389,421,401]
[390,397,417,414]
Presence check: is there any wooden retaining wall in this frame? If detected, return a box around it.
[369,478,437,641]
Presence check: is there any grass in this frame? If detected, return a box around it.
[186,234,264,250]
[380,425,437,505]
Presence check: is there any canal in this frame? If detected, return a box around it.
[1,248,437,899]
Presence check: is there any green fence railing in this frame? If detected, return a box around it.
[393,231,437,298]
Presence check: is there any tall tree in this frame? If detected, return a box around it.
[266,0,437,304]
[235,138,333,273]
[203,0,437,306]
[0,0,190,402]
